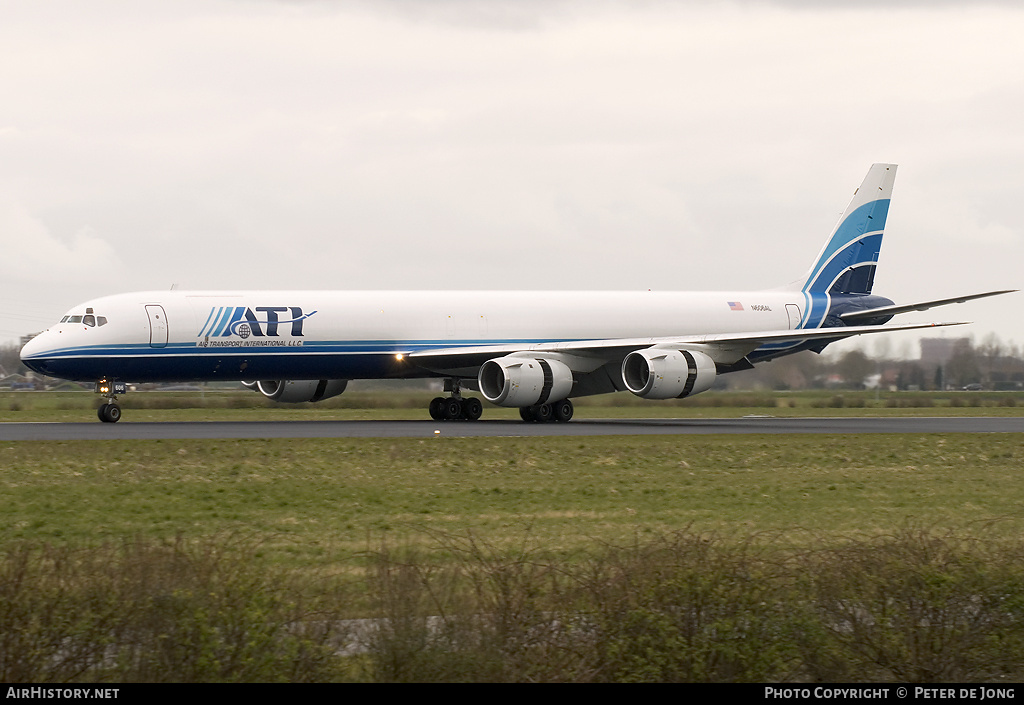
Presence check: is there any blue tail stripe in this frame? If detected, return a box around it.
[809,232,884,293]
[800,291,830,330]
[803,199,889,293]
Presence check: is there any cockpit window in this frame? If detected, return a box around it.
[61,312,106,326]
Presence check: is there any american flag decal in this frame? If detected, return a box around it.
[728,301,744,311]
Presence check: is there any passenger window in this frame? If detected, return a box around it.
[97,316,108,327]
[68,316,83,323]
[83,315,96,327]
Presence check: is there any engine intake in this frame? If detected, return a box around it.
[621,348,716,399]
[243,379,348,403]
[478,355,573,407]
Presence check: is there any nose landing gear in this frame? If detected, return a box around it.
[98,403,122,423]
[95,380,126,423]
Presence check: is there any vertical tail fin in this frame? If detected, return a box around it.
[801,163,897,295]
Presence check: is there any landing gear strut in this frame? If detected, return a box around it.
[95,380,126,423]
[429,378,484,421]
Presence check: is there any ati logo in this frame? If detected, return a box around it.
[198,306,317,338]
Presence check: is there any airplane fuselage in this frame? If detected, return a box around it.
[20,288,879,384]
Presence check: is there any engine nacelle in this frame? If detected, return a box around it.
[621,348,717,399]
[244,379,348,403]
[478,355,574,407]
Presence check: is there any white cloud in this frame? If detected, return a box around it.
[0,201,119,280]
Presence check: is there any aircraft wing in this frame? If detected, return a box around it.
[839,290,1016,324]
[408,320,968,371]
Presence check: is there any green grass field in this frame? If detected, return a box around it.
[4,391,1024,681]
[3,433,1023,562]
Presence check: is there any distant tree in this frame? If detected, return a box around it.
[978,332,1003,360]
[872,336,892,362]
[0,343,28,378]
[836,350,873,389]
[722,351,822,391]
[892,361,927,390]
[946,340,982,388]
[977,333,1004,386]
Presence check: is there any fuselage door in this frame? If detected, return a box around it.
[786,304,802,330]
[146,305,168,348]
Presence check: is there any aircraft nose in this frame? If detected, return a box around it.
[20,333,44,359]
[20,331,55,372]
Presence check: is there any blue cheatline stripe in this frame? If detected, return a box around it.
[797,291,830,330]
[803,199,889,293]
[753,291,830,355]
[24,337,587,359]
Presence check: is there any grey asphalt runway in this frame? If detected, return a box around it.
[3,416,1024,441]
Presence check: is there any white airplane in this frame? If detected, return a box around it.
[20,163,1012,423]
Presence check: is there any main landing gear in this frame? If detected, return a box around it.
[519,399,574,424]
[95,380,125,423]
[429,395,484,421]
[426,379,575,423]
[429,378,484,421]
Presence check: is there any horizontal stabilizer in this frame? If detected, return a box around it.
[839,290,1016,324]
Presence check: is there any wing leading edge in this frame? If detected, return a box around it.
[408,320,968,372]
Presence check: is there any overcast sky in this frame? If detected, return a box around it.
[2,0,1021,358]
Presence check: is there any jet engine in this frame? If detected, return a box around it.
[478,355,574,407]
[621,348,716,399]
[242,379,348,403]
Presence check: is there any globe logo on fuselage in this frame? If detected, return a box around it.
[237,323,251,339]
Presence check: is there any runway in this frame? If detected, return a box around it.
[3,416,1024,441]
